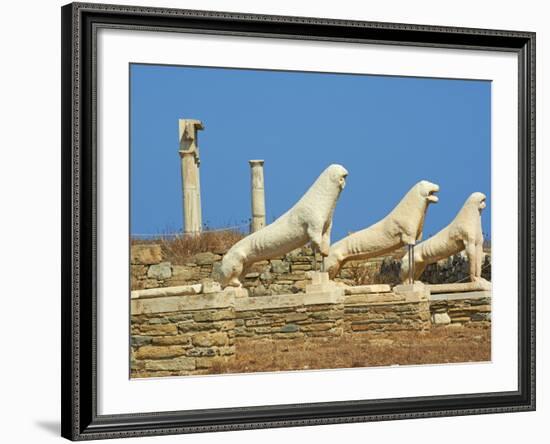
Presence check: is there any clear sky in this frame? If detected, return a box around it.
[130,64,491,242]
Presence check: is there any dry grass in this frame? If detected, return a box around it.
[132,229,244,264]
[219,327,490,375]
[346,262,375,286]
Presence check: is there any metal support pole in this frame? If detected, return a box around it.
[411,244,415,284]
[408,245,413,284]
[312,245,318,272]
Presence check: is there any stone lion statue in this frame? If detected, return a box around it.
[399,192,487,283]
[325,180,439,279]
[215,164,348,288]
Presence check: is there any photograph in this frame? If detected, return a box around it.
[129,64,492,378]
[59,1,536,440]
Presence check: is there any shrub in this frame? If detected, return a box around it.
[132,229,244,264]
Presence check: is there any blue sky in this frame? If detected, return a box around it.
[130,64,491,241]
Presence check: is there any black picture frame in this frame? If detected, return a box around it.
[61,2,536,440]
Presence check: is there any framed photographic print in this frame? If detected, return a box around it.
[61,2,536,440]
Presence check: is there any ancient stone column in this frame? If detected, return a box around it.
[178,119,204,235]
[249,160,266,232]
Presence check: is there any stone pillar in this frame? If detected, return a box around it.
[179,119,204,235]
[249,160,266,232]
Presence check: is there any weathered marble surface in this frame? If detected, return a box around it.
[427,280,491,294]
[249,160,266,232]
[400,192,487,283]
[215,164,348,288]
[131,284,202,300]
[178,119,204,234]
[325,180,439,278]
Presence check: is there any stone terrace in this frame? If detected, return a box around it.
[130,275,491,378]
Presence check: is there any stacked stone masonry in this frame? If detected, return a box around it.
[430,293,491,326]
[131,291,236,378]
[131,244,491,293]
[130,280,491,378]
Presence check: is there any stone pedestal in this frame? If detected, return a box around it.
[393,282,430,302]
[179,119,204,235]
[249,160,266,232]
[305,272,341,294]
[427,279,492,294]
[344,284,392,295]
[223,286,250,299]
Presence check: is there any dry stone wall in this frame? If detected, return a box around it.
[430,293,491,326]
[235,292,345,341]
[131,291,235,377]
[130,282,490,378]
[344,289,431,333]
[131,244,491,293]
[418,254,491,284]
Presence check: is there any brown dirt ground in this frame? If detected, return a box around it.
[215,326,491,375]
